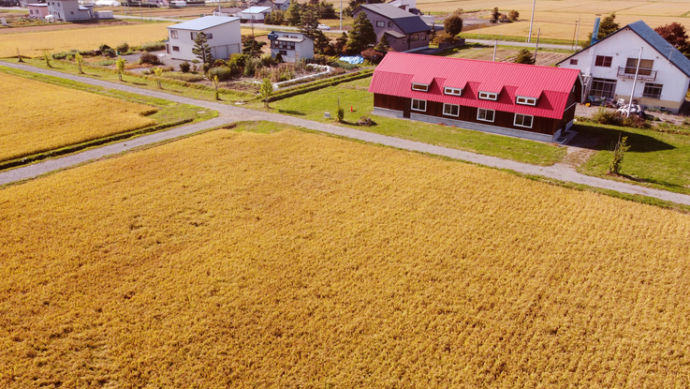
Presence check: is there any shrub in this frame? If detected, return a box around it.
[357,116,375,126]
[179,61,191,73]
[608,134,630,175]
[592,108,649,129]
[140,42,166,52]
[208,66,234,81]
[212,59,226,67]
[260,54,276,67]
[117,42,130,54]
[99,44,116,58]
[361,48,384,64]
[139,52,161,65]
[52,50,79,60]
[514,48,535,64]
[509,10,519,21]
[244,58,258,77]
[337,107,344,122]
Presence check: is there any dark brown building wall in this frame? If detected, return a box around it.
[374,94,564,135]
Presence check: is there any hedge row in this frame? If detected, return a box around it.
[267,69,374,102]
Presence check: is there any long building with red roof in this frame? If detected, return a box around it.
[369,52,583,142]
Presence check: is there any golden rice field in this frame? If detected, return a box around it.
[0,22,171,57]
[416,0,690,41]
[1,125,689,387]
[0,71,155,161]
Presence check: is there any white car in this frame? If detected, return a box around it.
[317,24,331,30]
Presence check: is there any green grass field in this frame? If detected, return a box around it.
[261,77,566,166]
[576,122,690,195]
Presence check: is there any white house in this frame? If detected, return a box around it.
[166,16,241,62]
[47,0,94,21]
[268,31,313,62]
[272,0,289,11]
[237,6,271,22]
[388,0,416,13]
[557,20,690,113]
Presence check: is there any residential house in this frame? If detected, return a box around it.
[166,16,241,61]
[272,0,289,11]
[47,0,94,21]
[557,20,690,113]
[352,3,434,52]
[268,31,313,62]
[369,52,583,142]
[28,3,49,18]
[387,0,416,13]
[237,6,271,22]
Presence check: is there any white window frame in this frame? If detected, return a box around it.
[376,20,385,27]
[411,83,429,92]
[516,96,537,106]
[477,108,495,122]
[514,113,534,128]
[411,99,427,112]
[478,91,498,101]
[442,103,459,117]
[170,30,178,39]
[443,87,462,96]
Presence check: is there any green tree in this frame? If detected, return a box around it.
[319,1,336,19]
[213,74,220,100]
[491,7,500,23]
[444,14,463,36]
[260,78,273,108]
[314,30,333,54]
[266,10,284,25]
[115,57,126,81]
[153,66,163,89]
[335,32,348,54]
[347,12,376,54]
[192,32,213,65]
[43,50,51,68]
[373,34,390,53]
[242,35,266,57]
[509,10,519,21]
[287,2,302,26]
[300,6,320,39]
[74,52,84,74]
[587,13,619,45]
[514,48,535,64]
[608,134,630,175]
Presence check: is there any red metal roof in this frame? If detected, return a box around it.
[369,52,581,120]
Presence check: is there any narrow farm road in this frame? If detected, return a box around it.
[1,62,689,207]
[464,39,580,51]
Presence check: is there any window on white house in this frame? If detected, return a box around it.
[411,99,427,112]
[514,114,533,128]
[570,59,578,65]
[411,83,429,92]
[207,33,213,39]
[170,30,178,39]
[477,108,495,122]
[442,103,459,117]
[516,96,537,106]
[643,83,662,99]
[376,21,385,27]
[595,55,612,67]
[478,91,498,101]
[444,87,462,96]
[172,46,180,51]
[191,32,196,40]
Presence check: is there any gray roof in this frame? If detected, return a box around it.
[628,20,690,77]
[169,15,238,31]
[358,3,430,34]
[558,20,690,78]
[241,6,271,13]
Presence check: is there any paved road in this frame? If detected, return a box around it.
[465,38,580,51]
[1,62,689,207]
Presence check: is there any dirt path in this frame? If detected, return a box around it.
[1,62,689,207]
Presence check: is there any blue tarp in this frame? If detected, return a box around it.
[339,56,364,65]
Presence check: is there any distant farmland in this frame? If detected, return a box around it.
[1,126,688,387]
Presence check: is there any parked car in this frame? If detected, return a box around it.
[317,24,330,30]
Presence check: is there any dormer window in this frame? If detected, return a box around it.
[516,96,537,106]
[444,87,462,96]
[411,83,429,92]
[478,91,498,101]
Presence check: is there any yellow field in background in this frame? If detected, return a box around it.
[0,22,171,57]
[1,127,688,387]
[415,0,690,40]
[0,71,155,161]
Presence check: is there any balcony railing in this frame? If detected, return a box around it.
[617,66,657,81]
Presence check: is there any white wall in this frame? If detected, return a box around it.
[168,20,241,61]
[559,28,689,110]
[47,0,93,21]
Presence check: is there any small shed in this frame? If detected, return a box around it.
[268,31,314,62]
[237,6,271,22]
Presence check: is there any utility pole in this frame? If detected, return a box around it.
[527,0,536,43]
[534,28,540,63]
[492,40,497,61]
[628,47,643,117]
[340,0,343,31]
[574,17,580,50]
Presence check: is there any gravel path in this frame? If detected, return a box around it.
[1,62,689,206]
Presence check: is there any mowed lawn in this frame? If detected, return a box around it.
[0,22,170,57]
[269,77,566,165]
[1,124,689,387]
[0,71,156,161]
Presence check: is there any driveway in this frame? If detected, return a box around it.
[1,61,689,207]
